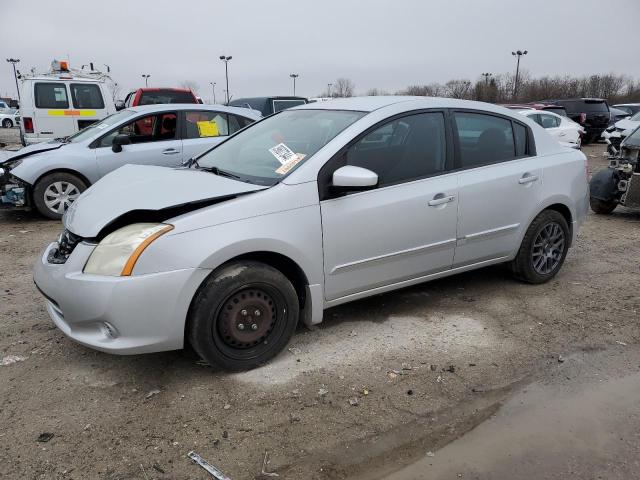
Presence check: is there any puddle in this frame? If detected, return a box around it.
[385,367,640,479]
[232,314,507,385]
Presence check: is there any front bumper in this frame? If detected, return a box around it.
[33,241,211,354]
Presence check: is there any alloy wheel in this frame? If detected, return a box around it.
[531,222,565,275]
[43,181,80,214]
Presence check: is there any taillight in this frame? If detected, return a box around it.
[579,112,586,124]
[23,117,33,133]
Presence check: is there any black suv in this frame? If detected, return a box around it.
[542,98,610,143]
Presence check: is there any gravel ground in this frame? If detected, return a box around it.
[0,142,638,479]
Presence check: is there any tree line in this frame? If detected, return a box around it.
[322,73,640,105]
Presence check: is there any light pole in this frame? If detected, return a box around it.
[481,72,492,86]
[327,83,332,98]
[289,74,299,96]
[210,82,216,104]
[511,50,527,98]
[142,74,150,87]
[6,58,20,101]
[219,55,232,104]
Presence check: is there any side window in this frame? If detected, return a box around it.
[228,114,254,134]
[530,113,543,126]
[540,114,560,128]
[344,112,447,186]
[454,112,516,168]
[35,83,69,108]
[98,112,177,147]
[514,123,527,157]
[124,92,133,108]
[70,84,105,109]
[184,111,229,139]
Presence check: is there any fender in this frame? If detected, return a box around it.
[589,168,619,201]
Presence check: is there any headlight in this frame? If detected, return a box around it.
[1,158,23,171]
[83,223,174,276]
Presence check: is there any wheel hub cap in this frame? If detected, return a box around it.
[44,181,80,214]
[532,222,565,275]
[218,288,276,348]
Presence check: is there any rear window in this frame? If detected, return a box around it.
[34,83,69,109]
[558,100,608,113]
[71,84,105,109]
[272,99,307,113]
[139,90,196,105]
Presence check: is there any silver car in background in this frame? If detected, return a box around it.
[0,104,260,218]
[33,97,589,370]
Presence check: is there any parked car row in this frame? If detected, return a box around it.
[29,96,589,370]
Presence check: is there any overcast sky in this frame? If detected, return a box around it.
[2,0,639,102]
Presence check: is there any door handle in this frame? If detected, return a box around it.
[162,148,180,155]
[428,194,456,207]
[518,174,539,184]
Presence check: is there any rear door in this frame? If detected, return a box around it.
[94,111,182,176]
[453,111,542,267]
[69,82,108,133]
[33,82,74,140]
[181,110,255,162]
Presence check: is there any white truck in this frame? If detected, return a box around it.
[18,60,116,145]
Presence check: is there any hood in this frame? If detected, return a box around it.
[614,118,640,135]
[64,164,267,238]
[0,141,63,165]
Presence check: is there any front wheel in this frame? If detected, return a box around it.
[590,197,617,214]
[510,210,570,284]
[188,261,300,371]
[32,172,87,220]
[2,119,12,128]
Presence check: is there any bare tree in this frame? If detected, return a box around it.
[445,79,473,99]
[332,78,355,97]
[180,80,200,94]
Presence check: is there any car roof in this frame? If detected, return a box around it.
[614,103,640,107]
[126,103,261,118]
[134,87,193,92]
[290,95,532,114]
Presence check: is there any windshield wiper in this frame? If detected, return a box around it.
[200,166,241,180]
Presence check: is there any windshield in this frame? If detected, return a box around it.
[625,125,640,146]
[195,109,366,185]
[67,110,135,143]
[630,111,640,122]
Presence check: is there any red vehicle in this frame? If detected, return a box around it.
[117,88,198,110]
[116,88,198,135]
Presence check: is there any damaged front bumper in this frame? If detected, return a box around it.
[0,168,30,209]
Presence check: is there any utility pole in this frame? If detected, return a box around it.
[142,74,150,87]
[511,50,528,98]
[327,83,332,98]
[290,73,299,96]
[6,58,20,102]
[219,55,232,104]
[210,82,216,104]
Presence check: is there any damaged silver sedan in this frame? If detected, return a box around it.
[34,97,588,371]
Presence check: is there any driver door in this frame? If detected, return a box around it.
[95,111,182,177]
[319,111,458,301]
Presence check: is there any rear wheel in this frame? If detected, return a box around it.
[590,197,617,214]
[188,261,299,371]
[2,119,12,128]
[33,172,87,220]
[510,210,569,284]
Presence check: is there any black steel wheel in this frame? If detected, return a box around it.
[510,210,570,284]
[188,261,299,371]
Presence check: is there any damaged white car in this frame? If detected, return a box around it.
[34,97,589,370]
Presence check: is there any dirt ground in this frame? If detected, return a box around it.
[1,141,639,479]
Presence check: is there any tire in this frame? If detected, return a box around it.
[188,261,300,371]
[510,210,570,284]
[590,197,617,214]
[2,119,12,128]
[32,172,88,220]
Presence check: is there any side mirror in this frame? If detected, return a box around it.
[331,165,378,193]
[114,100,125,111]
[112,134,131,153]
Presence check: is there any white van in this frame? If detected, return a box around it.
[18,60,116,145]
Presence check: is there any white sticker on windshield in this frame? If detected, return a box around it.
[275,153,306,175]
[269,143,297,165]
[95,124,109,129]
